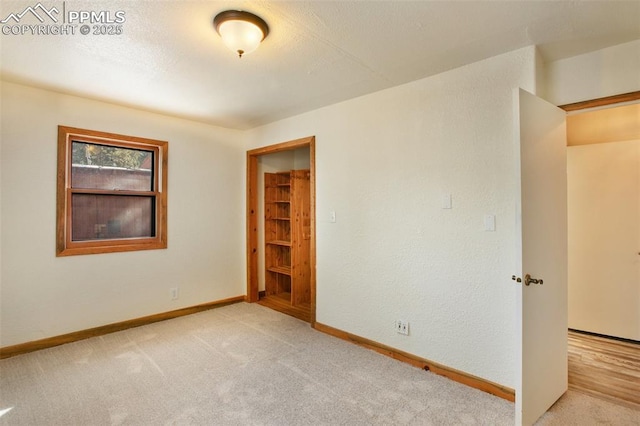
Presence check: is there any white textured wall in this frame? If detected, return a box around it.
[294,146,311,170]
[0,82,246,347]
[245,47,538,388]
[545,39,640,106]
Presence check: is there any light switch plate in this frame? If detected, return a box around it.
[484,215,496,231]
[441,194,452,209]
[329,210,336,223]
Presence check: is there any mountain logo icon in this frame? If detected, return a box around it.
[1,2,59,24]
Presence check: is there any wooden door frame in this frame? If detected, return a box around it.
[246,136,316,325]
[559,91,640,112]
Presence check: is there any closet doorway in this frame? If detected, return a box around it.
[246,137,316,324]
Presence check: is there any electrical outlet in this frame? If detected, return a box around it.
[170,287,179,300]
[395,320,409,336]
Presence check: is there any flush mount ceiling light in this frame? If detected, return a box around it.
[213,10,269,58]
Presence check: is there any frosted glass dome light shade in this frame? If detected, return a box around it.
[214,10,269,58]
[218,20,262,57]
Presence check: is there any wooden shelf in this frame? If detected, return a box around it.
[258,294,310,322]
[267,266,291,275]
[264,169,310,310]
[267,240,291,246]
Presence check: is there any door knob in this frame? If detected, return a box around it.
[512,274,543,286]
[524,274,543,286]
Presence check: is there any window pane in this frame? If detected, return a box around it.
[71,194,155,241]
[71,141,153,191]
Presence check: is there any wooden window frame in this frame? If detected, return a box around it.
[56,126,168,256]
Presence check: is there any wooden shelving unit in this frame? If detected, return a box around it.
[264,170,311,310]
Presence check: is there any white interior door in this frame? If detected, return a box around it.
[514,89,568,426]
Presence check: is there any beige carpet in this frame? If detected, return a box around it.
[0,302,638,425]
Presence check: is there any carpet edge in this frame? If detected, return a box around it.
[0,295,246,359]
[313,321,515,402]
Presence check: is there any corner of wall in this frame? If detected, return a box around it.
[1,82,247,347]
[534,46,547,100]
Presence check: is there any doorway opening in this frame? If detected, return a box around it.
[560,91,640,407]
[246,136,316,324]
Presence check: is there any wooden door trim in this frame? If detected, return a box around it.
[246,136,316,325]
[559,91,640,112]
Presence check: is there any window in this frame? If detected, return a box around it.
[57,126,168,256]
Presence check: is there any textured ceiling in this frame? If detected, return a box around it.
[1,1,639,130]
